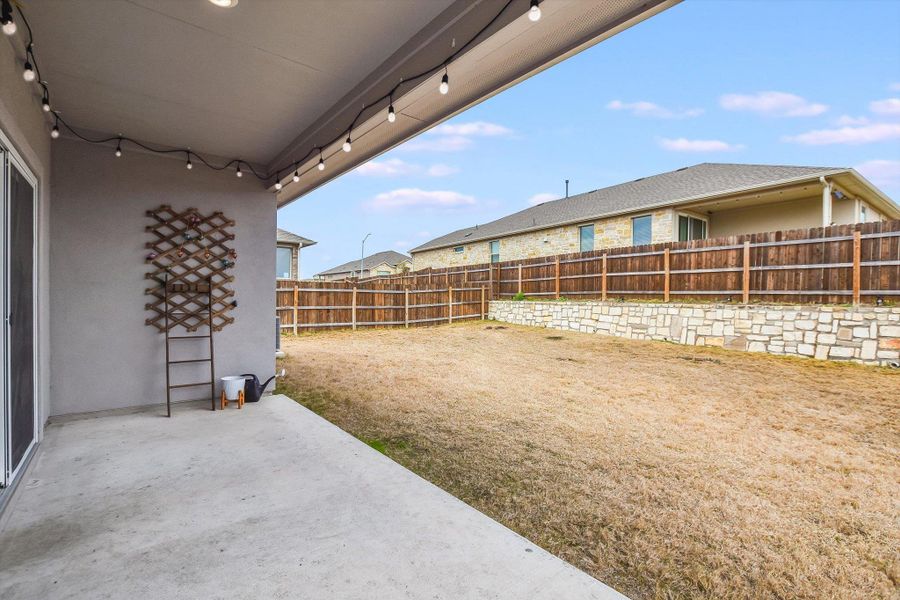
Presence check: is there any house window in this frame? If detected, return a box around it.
[489,240,500,263]
[276,246,292,279]
[376,270,390,276]
[860,205,868,222]
[579,224,594,253]
[453,246,464,253]
[677,215,707,241]
[632,215,652,246]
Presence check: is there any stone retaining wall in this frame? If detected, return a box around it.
[488,301,900,367]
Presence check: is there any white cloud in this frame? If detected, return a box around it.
[367,188,476,211]
[854,159,900,187]
[404,135,473,152]
[426,164,459,177]
[783,122,900,145]
[834,115,870,126]
[719,91,828,117]
[355,158,419,177]
[869,98,900,116]
[432,121,512,137]
[404,121,512,153]
[658,138,744,152]
[355,158,460,177]
[606,99,703,119]
[889,83,900,92]
[527,192,558,206]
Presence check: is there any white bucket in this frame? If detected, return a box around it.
[221,376,246,400]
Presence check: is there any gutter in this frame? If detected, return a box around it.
[411,169,858,253]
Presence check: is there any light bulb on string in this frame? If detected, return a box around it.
[115,138,122,157]
[439,70,449,95]
[528,0,541,22]
[50,115,59,139]
[23,60,35,82]
[318,152,325,171]
[236,163,243,178]
[388,97,396,123]
[1,0,15,36]
[343,135,352,153]
[275,181,283,191]
[41,92,50,112]
[292,168,300,183]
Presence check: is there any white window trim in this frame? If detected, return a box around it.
[630,213,654,246]
[674,211,709,242]
[577,223,595,252]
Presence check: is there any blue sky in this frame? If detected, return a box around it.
[279,0,900,278]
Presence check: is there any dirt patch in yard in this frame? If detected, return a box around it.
[277,322,899,600]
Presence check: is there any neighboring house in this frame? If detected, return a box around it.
[276,228,316,280]
[410,163,900,269]
[316,251,412,281]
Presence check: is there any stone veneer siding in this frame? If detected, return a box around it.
[489,300,900,367]
[412,209,674,270]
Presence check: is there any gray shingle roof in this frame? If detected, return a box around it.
[410,163,846,253]
[317,250,411,276]
[277,228,316,247]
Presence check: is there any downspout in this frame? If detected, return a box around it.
[819,177,832,227]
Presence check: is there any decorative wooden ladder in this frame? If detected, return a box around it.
[163,277,216,417]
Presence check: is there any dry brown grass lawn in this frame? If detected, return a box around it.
[276,322,899,600]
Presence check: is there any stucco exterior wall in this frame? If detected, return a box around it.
[412,209,674,270]
[0,38,53,438]
[50,139,276,416]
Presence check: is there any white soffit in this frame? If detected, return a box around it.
[274,0,679,206]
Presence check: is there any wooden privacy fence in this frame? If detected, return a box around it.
[276,280,488,333]
[358,220,900,305]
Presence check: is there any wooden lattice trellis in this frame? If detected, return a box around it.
[144,205,236,332]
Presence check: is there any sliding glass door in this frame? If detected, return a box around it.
[0,136,38,489]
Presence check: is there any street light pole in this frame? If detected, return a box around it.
[359,233,371,279]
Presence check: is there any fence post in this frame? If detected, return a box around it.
[554,257,560,299]
[448,286,453,323]
[351,287,357,331]
[464,267,468,284]
[292,281,299,335]
[601,254,608,301]
[404,288,410,328]
[517,264,523,295]
[489,262,494,300]
[852,230,861,306]
[481,286,486,319]
[742,241,751,304]
[429,270,433,285]
[663,248,670,302]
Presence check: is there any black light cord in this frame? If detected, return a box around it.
[9,0,529,188]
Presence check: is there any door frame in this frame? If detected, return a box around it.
[0,126,39,489]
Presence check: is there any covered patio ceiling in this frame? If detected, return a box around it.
[21,0,678,205]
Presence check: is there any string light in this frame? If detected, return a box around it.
[292,168,300,182]
[23,47,35,81]
[1,0,15,36]
[274,181,283,191]
[528,0,541,22]
[9,0,520,185]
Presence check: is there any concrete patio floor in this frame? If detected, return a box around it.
[0,394,623,599]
